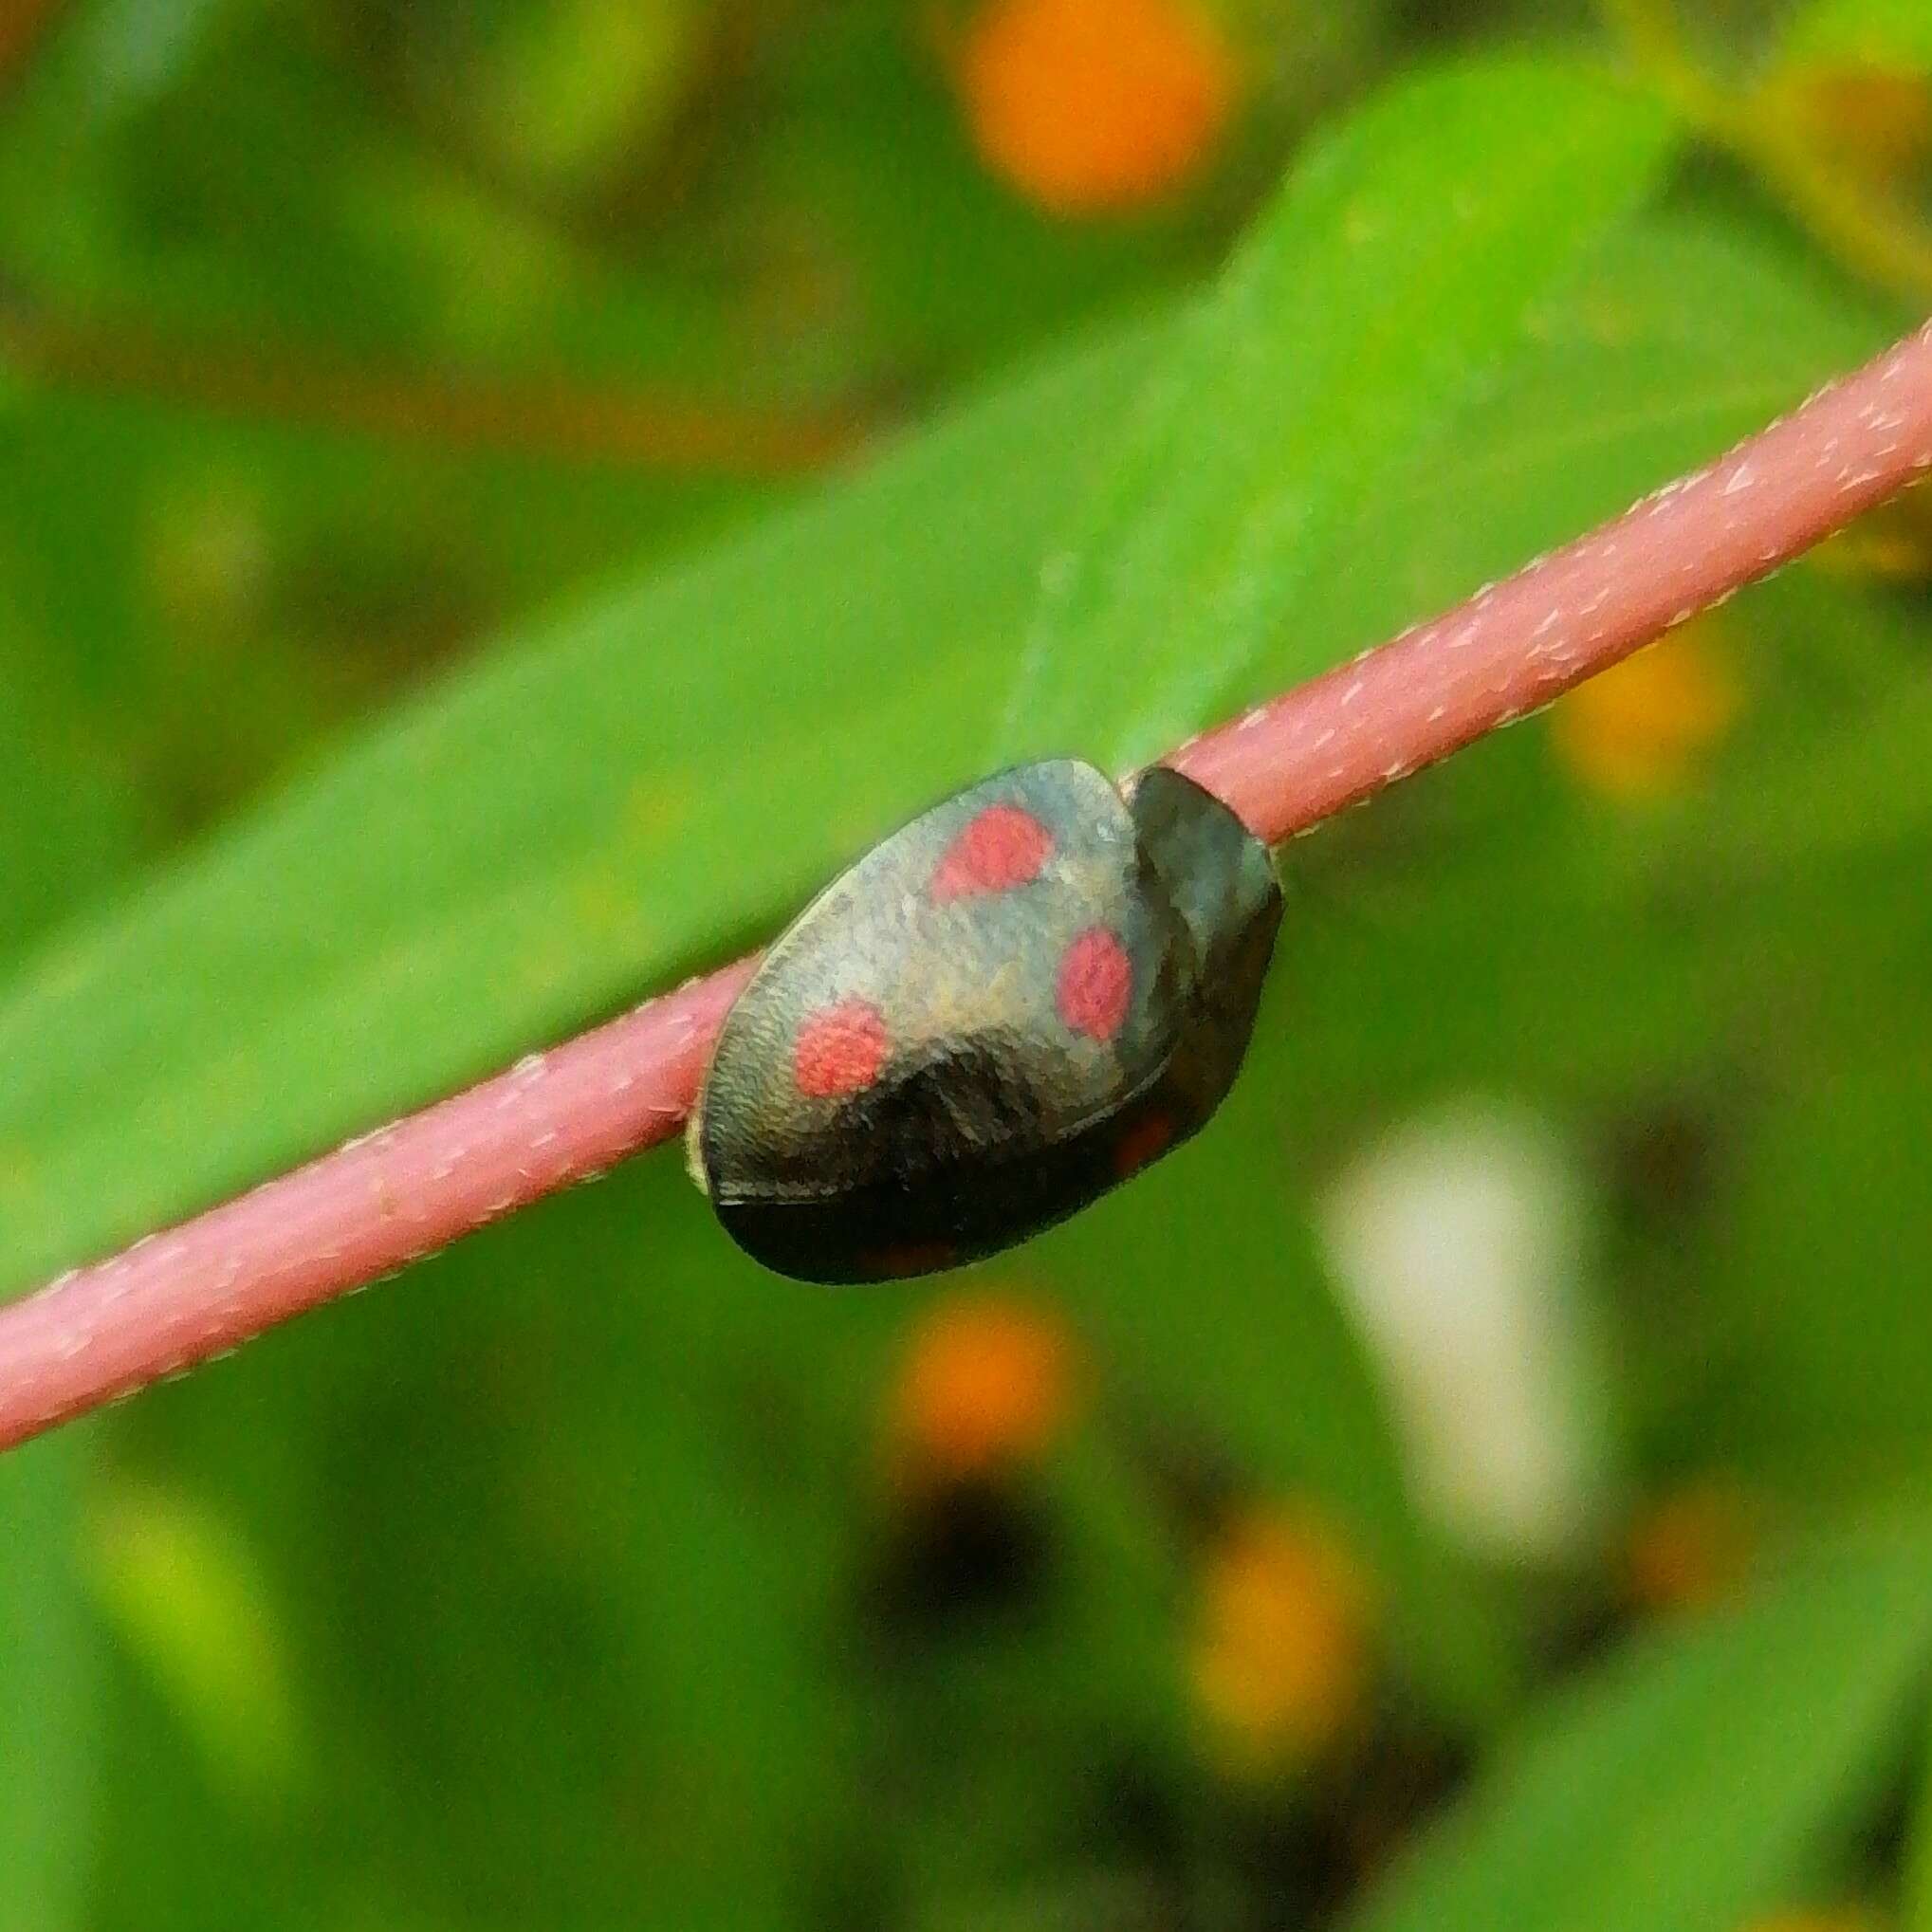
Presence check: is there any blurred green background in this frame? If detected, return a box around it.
[3,0,1932,1927]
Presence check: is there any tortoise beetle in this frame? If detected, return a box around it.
[688,759,1280,1283]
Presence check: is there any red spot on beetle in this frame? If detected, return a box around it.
[930,803,1055,901]
[1057,927,1132,1041]
[1113,1110,1175,1178]
[794,1000,891,1097]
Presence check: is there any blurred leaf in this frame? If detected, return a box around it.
[1344,1520,1932,1932]
[1216,212,1904,1121]
[1687,1058,1932,1489]
[0,590,138,1932]
[1909,1699,1932,1932]
[0,1440,93,1932]
[997,58,1675,771]
[0,319,1166,1297]
[0,0,775,389]
[83,1484,310,1809]
[0,543,143,934]
[1038,994,1523,1725]
[1303,209,1887,657]
[1666,671,1932,869]
[0,383,767,831]
[109,1154,867,1930]
[461,0,703,189]
[1785,0,1932,66]
[0,707,137,946]
[768,13,1185,379]
[76,0,234,114]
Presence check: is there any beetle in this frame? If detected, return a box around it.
[688,758,1281,1282]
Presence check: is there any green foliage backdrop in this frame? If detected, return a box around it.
[4,1,1932,1928]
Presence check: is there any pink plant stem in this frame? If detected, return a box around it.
[2,318,1930,1453]
[0,959,755,1450]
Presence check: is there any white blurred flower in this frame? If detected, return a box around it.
[1316,1099,1619,1564]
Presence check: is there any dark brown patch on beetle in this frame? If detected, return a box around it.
[859,1241,959,1279]
[1112,1110,1176,1179]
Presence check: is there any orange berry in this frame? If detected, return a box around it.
[1550,622,1741,801]
[957,0,1238,215]
[891,1295,1075,1480]
[1623,1478,1761,1618]
[1189,1503,1371,1768]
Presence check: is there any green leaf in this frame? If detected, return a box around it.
[1684,1058,1932,1490]
[0,318,1167,1297]
[1669,672,1932,872]
[0,1439,93,1932]
[1908,1696,1932,1932]
[996,58,1676,771]
[1301,209,1887,658]
[0,629,139,948]
[1784,0,1932,67]
[90,1151,868,1929]
[1344,1522,1932,1932]
[83,1484,311,1809]
[1200,212,1899,1122]
[0,597,132,1932]
[1036,998,1523,1728]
